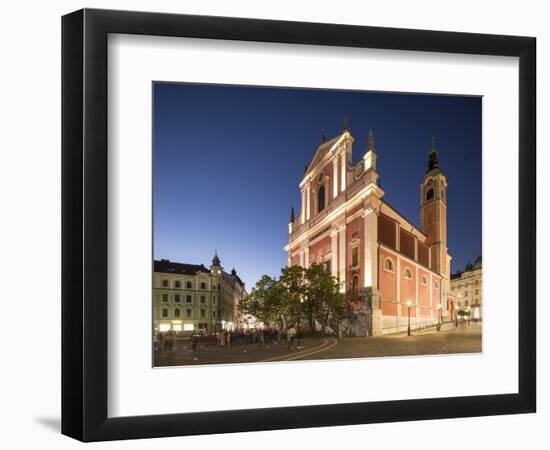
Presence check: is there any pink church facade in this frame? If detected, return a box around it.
[285,124,454,336]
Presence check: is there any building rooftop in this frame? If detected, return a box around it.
[154,259,246,289]
[154,259,210,275]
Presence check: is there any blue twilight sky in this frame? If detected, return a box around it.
[153,83,482,290]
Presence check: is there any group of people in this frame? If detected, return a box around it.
[156,326,301,353]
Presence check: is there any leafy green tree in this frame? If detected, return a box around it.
[239,275,291,329]
[302,264,345,333]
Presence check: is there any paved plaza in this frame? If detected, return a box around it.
[154,323,482,367]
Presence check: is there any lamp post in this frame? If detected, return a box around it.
[296,296,304,348]
[437,304,442,331]
[406,300,412,336]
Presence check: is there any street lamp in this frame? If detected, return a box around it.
[437,304,442,331]
[296,296,304,348]
[406,300,412,336]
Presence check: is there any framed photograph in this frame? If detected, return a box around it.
[62,8,536,442]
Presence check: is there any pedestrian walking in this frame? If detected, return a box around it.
[287,326,296,349]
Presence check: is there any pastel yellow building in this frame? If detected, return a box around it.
[450,255,482,320]
[153,253,246,334]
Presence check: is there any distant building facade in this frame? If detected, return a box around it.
[153,253,246,334]
[451,255,483,320]
[285,123,454,336]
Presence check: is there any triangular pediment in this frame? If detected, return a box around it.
[304,132,346,177]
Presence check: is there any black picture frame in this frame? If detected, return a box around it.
[62,8,536,442]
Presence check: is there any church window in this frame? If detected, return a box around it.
[404,268,412,280]
[384,258,394,272]
[318,185,326,212]
[352,275,359,297]
[426,188,434,201]
[352,246,359,267]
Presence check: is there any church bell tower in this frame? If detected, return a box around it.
[420,132,448,278]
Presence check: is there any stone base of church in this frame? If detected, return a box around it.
[377,315,439,335]
[341,311,439,337]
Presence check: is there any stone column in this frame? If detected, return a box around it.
[363,206,382,336]
[338,223,346,292]
[301,188,306,224]
[332,156,339,198]
[330,229,338,278]
[340,152,346,192]
[306,183,311,221]
[362,207,378,293]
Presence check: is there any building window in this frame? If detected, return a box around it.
[475,280,479,286]
[174,308,181,317]
[218,285,221,290]
[434,281,439,289]
[323,260,331,274]
[213,311,216,318]
[352,275,359,297]
[162,308,168,318]
[186,281,192,289]
[201,282,206,289]
[404,268,412,280]
[475,289,479,295]
[457,301,461,307]
[426,188,434,201]
[421,275,428,285]
[200,309,206,318]
[175,294,181,303]
[213,296,216,304]
[186,295,192,303]
[352,246,359,268]
[162,293,168,302]
[200,295,206,303]
[174,280,181,288]
[318,185,326,212]
[186,309,192,318]
[465,291,468,297]
[162,279,169,288]
[384,258,394,272]
[212,283,216,290]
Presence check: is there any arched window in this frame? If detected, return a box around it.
[384,258,394,272]
[426,188,434,201]
[404,268,412,279]
[352,275,359,297]
[318,185,326,212]
[174,308,180,318]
